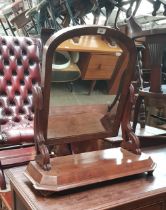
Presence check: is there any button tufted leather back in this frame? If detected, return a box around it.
[0,36,41,145]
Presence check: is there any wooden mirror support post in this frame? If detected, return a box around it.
[25,25,156,193]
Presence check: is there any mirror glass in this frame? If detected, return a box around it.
[49,35,124,111]
[43,33,128,153]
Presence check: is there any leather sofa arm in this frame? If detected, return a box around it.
[0,128,34,145]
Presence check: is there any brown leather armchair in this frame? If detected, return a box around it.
[0,36,41,189]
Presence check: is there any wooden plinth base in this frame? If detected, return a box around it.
[25,147,156,192]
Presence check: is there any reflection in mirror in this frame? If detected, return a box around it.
[50,35,124,111]
[46,34,126,155]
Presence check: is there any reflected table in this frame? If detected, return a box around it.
[57,35,123,94]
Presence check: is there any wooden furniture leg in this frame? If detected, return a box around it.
[88,80,96,95]
[133,44,146,131]
[133,95,143,132]
[0,19,9,36]
[4,14,15,36]
[0,167,6,190]
[139,98,146,128]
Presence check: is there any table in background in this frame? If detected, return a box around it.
[58,35,124,94]
[6,145,166,210]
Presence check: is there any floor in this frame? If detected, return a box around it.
[50,79,115,107]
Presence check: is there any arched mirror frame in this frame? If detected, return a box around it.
[33,25,139,170]
[40,25,136,136]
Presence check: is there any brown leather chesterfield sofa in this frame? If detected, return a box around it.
[0,36,41,189]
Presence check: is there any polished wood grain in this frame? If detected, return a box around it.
[25,147,155,192]
[0,146,36,166]
[6,145,166,210]
[49,104,109,116]
[49,104,113,155]
[57,35,122,53]
[47,112,108,143]
[109,52,129,95]
[0,146,36,190]
[48,104,115,145]
[78,52,119,80]
[49,104,114,154]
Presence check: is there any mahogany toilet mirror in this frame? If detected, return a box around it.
[25,25,156,193]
